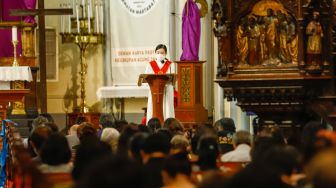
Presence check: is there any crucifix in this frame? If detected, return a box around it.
[10,0,72,113]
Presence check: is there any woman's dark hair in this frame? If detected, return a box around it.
[214,118,236,132]
[72,136,112,181]
[163,152,191,178]
[164,118,183,136]
[155,44,167,53]
[197,136,219,171]
[77,155,146,188]
[129,132,149,163]
[143,133,171,154]
[30,126,52,152]
[114,120,129,133]
[117,124,139,157]
[77,123,98,141]
[40,133,71,166]
[147,118,161,133]
[191,125,216,154]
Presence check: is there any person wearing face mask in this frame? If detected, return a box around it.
[145,44,175,124]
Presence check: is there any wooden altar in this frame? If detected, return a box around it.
[0,22,38,116]
[212,0,336,128]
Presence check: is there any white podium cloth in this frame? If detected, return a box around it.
[0,66,33,81]
[96,86,149,99]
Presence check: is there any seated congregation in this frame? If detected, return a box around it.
[3,114,336,188]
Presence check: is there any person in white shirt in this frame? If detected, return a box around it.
[145,44,175,123]
[220,130,252,162]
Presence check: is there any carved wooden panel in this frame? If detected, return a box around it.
[181,67,191,103]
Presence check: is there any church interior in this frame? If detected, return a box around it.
[1,0,336,187]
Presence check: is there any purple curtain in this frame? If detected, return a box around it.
[180,0,201,61]
[0,0,36,58]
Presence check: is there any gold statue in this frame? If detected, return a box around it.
[288,35,298,64]
[236,18,248,64]
[247,17,260,65]
[264,8,278,60]
[278,12,291,63]
[287,15,298,64]
[306,11,323,66]
[259,22,269,63]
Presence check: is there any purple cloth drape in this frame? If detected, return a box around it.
[0,0,36,58]
[180,0,201,61]
[23,0,36,23]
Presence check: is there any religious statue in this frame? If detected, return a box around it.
[236,18,248,64]
[233,1,299,67]
[247,17,260,65]
[258,19,269,63]
[277,11,291,64]
[264,8,278,61]
[306,11,323,67]
[180,0,201,61]
[287,15,298,64]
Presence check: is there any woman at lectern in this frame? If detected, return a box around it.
[145,44,175,123]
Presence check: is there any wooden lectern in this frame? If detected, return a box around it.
[138,74,176,123]
[175,61,208,125]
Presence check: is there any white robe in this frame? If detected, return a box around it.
[145,60,175,123]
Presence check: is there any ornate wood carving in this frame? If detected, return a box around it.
[181,67,191,103]
[212,0,336,127]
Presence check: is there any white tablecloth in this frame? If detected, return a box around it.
[96,86,149,99]
[0,66,33,81]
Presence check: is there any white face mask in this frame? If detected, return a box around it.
[156,53,166,62]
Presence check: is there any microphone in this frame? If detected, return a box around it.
[161,58,168,64]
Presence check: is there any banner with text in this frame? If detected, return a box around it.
[110,0,170,85]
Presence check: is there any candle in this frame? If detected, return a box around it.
[60,4,64,33]
[76,3,80,33]
[12,26,17,41]
[99,1,103,33]
[95,2,99,33]
[72,0,75,17]
[68,3,71,32]
[87,1,91,33]
[82,0,86,18]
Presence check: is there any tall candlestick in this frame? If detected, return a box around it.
[12,26,17,41]
[12,40,18,66]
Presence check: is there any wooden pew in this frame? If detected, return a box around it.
[217,161,249,175]
[46,173,73,188]
[191,160,249,183]
[2,120,50,188]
